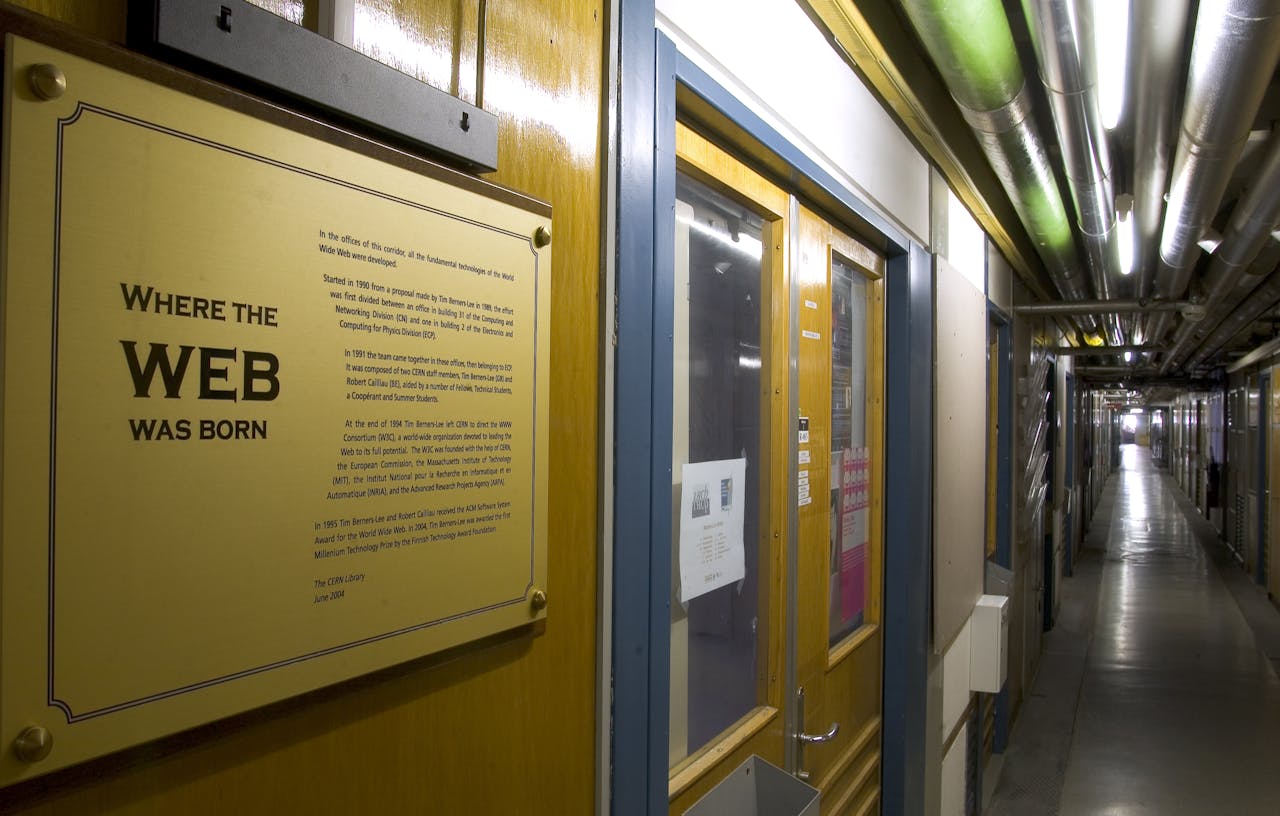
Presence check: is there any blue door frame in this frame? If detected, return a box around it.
[989,306,1012,753]
[1064,373,1075,578]
[611,12,933,813]
[1259,374,1270,588]
[1043,361,1057,632]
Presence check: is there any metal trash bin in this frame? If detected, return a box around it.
[682,755,820,816]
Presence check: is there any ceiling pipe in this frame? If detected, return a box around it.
[1130,0,1192,303]
[1183,266,1280,370]
[1153,0,1280,307]
[1020,0,1123,345]
[1054,345,1164,356]
[1159,132,1280,372]
[1227,334,1280,372]
[1075,373,1220,389]
[1014,299,1190,315]
[898,0,1100,338]
[1073,365,1155,373]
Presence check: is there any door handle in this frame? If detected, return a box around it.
[794,687,840,780]
[798,722,840,744]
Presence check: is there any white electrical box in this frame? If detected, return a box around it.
[969,594,1009,693]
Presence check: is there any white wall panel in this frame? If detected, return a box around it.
[988,244,1014,313]
[940,617,972,733]
[934,256,988,653]
[656,0,930,245]
[940,723,968,816]
[946,192,986,292]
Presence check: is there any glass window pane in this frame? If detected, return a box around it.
[829,256,869,647]
[669,171,767,767]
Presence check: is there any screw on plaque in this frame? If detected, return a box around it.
[217,6,232,32]
[530,589,548,611]
[533,226,552,248]
[13,726,53,763]
[28,64,66,101]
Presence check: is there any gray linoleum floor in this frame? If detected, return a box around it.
[986,444,1280,816]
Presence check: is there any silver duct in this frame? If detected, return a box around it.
[1130,0,1192,302]
[1160,132,1280,371]
[1021,0,1122,344]
[960,89,1096,320]
[1154,0,1280,305]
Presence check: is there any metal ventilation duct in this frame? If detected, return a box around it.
[898,0,1099,337]
[1154,0,1280,306]
[1020,0,1122,345]
[1129,0,1191,303]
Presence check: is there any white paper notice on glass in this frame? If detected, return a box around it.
[678,458,748,603]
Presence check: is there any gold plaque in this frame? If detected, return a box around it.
[0,36,549,784]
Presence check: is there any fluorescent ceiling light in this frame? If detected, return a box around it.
[1093,0,1130,130]
[1118,211,1135,275]
[676,213,763,260]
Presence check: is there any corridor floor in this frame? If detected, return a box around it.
[986,444,1280,815]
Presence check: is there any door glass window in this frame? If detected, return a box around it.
[828,256,869,647]
[669,170,767,767]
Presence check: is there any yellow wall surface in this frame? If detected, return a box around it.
[1,1,602,812]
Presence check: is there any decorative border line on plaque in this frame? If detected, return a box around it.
[46,103,542,723]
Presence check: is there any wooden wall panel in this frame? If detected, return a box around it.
[6,0,125,40]
[0,1,602,813]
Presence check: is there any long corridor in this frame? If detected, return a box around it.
[988,444,1280,815]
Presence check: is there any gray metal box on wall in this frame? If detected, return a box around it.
[683,756,820,816]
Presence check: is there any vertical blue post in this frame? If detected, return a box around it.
[646,30,676,815]
[882,241,933,816]
[611,1,659,813]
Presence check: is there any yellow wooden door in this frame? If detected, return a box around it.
[793,206,885,815]
[664,128,885,816]
[666,122,792,813]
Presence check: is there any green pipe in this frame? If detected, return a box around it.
[900,0,1088,314]
[899,0,1026,112]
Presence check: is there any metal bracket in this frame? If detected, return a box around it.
[128,0,498,172]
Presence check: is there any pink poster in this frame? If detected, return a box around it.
[840,448,870,620]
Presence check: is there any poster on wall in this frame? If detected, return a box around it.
[839,447,869,620]
[0,36,550,784]
[677,458,747,603]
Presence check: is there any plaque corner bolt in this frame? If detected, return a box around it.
[530,588,548,611]
[533,226,552,249]
[29,63,66,101]
[13,725,53,763]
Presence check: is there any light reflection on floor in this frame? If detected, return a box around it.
[1057,444,1280,815]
